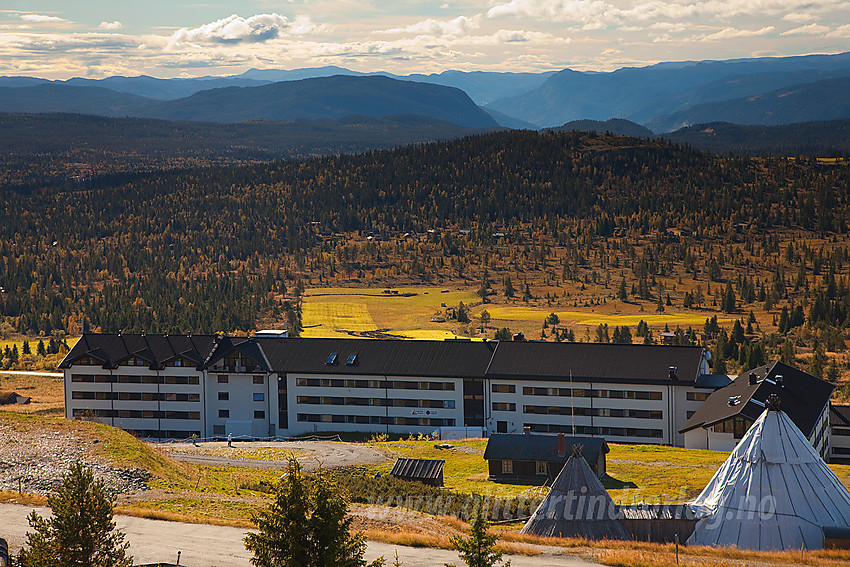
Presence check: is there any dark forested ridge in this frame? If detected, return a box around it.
[0,112,485,187]
[1,130,849,376]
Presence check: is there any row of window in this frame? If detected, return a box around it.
[72,391,200,402]
[71,374,200,385]
[833,427,850,437]
[518,386,663,400]
[73,356,192,368]
[295,378,455,391]
[296,413,456,427]
[217,392,265,401]
[520,405,663,419]
[686,391,710,402]
[217,374,265,384]
[712,416,753,439]
[72,409,200,420]
[833,447,850,455]
[295,396,455,408]
[525,422,664,438]
[217,409,265,419]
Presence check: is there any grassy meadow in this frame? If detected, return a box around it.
[300,287,479,339]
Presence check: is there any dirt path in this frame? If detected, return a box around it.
[153,440,389,471]
[0,503,601,567]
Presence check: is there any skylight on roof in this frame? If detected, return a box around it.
[346,353,358,366]
[326,353,338,365]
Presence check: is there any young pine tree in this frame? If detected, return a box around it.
[445,505,510,567]
[23,462,132,567]
[245,458,384,567]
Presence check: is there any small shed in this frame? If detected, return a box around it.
[484,433,607,481]
[390,458,444,487]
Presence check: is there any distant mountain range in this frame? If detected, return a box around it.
[0,76,497,128]
[2,52,850,143]
[484,52,850,130]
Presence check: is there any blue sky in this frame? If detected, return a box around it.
[2,1,849,78]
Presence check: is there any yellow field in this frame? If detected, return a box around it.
[0,336,80,352]
[301,287,479,339]
[480,306,733,328]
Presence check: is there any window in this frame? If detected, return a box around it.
[218,392,229,401]
[346,353,358,366]
[491,384,515,393]
[218,375,229,383]
[687,391,710,401]
[326,353,338,365]
[253,393,265,402]
[253,375,264,384]
[536,461,548,476]
[501,460,513,475]
[492,402,516,412]
[254,410,265,419]
[219,410,230,418]
[173,360,183,367]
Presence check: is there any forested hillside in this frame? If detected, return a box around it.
[1,130,849,381]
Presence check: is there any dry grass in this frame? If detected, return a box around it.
[301,287,480,339]
[0,373,65,415]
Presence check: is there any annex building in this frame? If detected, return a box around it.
[61,332,721,446]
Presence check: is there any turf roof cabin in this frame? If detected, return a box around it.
[483,432,607,481]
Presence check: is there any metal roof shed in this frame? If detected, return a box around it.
[390,458,445,487]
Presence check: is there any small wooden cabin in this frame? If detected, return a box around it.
[484,433,607,481]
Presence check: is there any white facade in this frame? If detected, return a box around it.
[684,402,831,457]
[64,365,712,445]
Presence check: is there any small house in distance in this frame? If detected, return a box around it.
[484,432,607,481]
[390,458,444,487]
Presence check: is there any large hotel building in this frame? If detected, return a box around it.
[60,333,835,455]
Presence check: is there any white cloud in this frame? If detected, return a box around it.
[380,16,479,37]
[781,23,829,36]
[167,13,320,48]
[698,26,775,41]
[486,0,850,26]
[783,12,815,23]
[20,14,67,23]
[99,21,123,30]
[827,24,850,38]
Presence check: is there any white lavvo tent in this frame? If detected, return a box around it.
[688,395,850,551]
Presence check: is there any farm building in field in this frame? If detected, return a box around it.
[390,458,444,486]
[61,332,839,459]
[483,432,607,480]
[680,361,833,458]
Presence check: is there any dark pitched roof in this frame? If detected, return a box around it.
[204,335,271,372]
[831,404,850,427]
[59,333,216,370]
[680,361,834,437]
[483,434,608,464]
[390,458,444,481]
[257,337,496,378]
[484,341,705,385]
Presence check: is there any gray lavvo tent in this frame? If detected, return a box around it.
[520,445,631,540]
[688,395,850,550]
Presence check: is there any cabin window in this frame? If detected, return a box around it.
[501,460,513,475]
[536,461,548,476]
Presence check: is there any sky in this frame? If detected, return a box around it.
[1,1,849,79]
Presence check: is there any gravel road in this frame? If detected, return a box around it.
[0,503,601,567]
[155,440,389,471]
